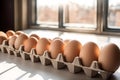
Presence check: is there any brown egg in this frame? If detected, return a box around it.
[16,31,24,35]
[23,37,38,52]
[98,43,120,72]
[64,39,70,46]
[36,38,50,55]
[14,33,28,50]
[30,34,40,40]
[0,31,7,38]
[49,39,64,59]
[8,35,18,47]
[0,31,7,44]
[79,42,100,67]
[64,40,82,62]
[6,30,15,38]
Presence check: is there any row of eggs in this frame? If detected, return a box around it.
[0,30,120,73]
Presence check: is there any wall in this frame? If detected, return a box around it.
[0,0,14,32]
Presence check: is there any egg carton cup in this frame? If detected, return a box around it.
[18,45,40,62]
[0,40,9,53]
[0,40,20,57]
[31,51,113,80]
[7,46,15,55]
[10,45,22,57]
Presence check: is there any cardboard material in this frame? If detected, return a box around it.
[30,48,40,63]
[1,40,9,53]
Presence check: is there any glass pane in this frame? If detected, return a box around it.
[108,0,120,29]
[64,0,97,29]
[36,0,59,27]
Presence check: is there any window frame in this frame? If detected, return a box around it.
[103,0,120,32]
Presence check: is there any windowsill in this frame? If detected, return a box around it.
[23,29,120,48]
[64,23,96,30]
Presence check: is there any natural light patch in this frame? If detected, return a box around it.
[0,61,16,74]
[48,79,53,80]
[0,67,26,80]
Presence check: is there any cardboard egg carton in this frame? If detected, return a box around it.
[0,41,113,80]
[19,46,40,63]
[7,45,21,57]
[25,49,113,80]
[0,40,21,57]
[0,40,9,53]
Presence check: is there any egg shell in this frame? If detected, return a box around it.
[8,35,18,47]
[23,37,38,53]
[16,31,24,35]
[0,31,7,38]
[49,39,64,59]
[79,42,100,67]
[36,38,50,55]
[64,39,70,46]
[6,30,15,38]
[30,34,40,40]
[98,43,120,72]
[14,33,28,50]
[64,40,82,62]
[0,31,7,44]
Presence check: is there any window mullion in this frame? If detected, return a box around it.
[58,5,64,28]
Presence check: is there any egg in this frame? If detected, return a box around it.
[0,31,7,44]
[8,35,18,47]
[98,43,120,72]
[49,39,64,59]
[36,38,50,55]
[6,30,15,38]
[64,40,82,62]
[16,31,24,35]
[0,31,7,38]
[30,34,40,40]
[79,42,100,67]
[14,33,28,50]
[23,37,38,52]
[64,39,70,46]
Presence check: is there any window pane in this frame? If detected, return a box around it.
[64,0,97,29]
[36,0,59,27]
[108,0,120,29]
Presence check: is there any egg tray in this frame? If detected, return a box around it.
[0,40,20,57]
[0,40,9,53]
[0,40,113,80]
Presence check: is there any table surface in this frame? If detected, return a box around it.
[0,52,119,80]
[0,29,120,80]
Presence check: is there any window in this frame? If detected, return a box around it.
[108,0,120,29]
[36,0,98,30]
[63,0,97,29]
[36,0,60,28]
[27,0,120,35]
